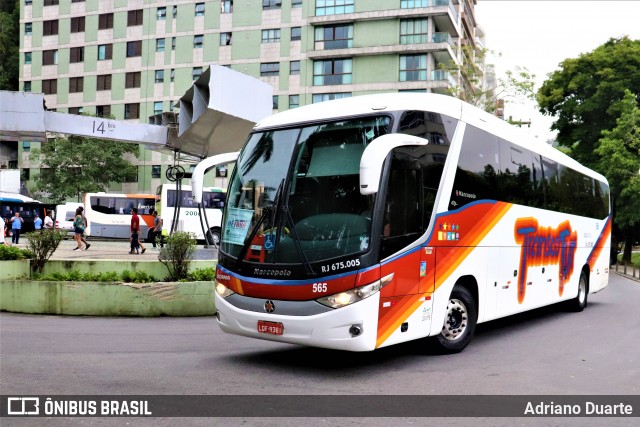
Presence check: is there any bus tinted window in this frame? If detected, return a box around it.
[450,125,610,219]
[90,196,156,215]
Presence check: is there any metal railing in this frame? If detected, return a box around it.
[613,262,640,281]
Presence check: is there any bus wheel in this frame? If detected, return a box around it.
[432,285,477,353]
[568,271,588,312]
[206,228,221,246]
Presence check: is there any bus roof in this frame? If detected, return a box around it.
[253,93,607,184]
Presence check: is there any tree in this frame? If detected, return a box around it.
[595,90,640,263]
[439,45,536,113]
[537,37,640,168]
[29,135,140,203]
[0,0,19,90]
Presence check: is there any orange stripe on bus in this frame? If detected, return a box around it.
[376,295,425,348]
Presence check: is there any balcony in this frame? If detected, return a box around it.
[306,42,457,64]
[431,70,458,88]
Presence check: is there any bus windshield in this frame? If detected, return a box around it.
[221,115,391,264]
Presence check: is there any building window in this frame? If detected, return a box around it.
[98,13,113,29]
[292,0,302,7]
[262,29,280,43]
[193,35,204,48]
[400,18,428,44]
[42,79,57,95]
[260,62,280,77]
[220,32,232,46]
[127,9,143,26]
[312,92,351,103]
[221,0,233,13]
[68,107,83,115]
[289,95,299,109]
[157,7,166,20]
[24,81,31,92]
[401,0,429,8]
[97,44,112,60]
[21,168,30,181]
[44,0,58,6]
[313,59,352,85]
[96,74,112,91]
[172,37,176,50]
[42,49,58,66]
[173,5,178,17]
[25,23,32,35]
[156,38,165,52]
[291,27,301,41]
[315,0,354,16]
[154,102,163,115]
[290,60,300,75]
[70,16,85,33]
[25,0,32,5]
[69,77,83,93]
[170,69,175,82]
[24,52,32,64]
[263,0,281,9]
[155,70,164,83]
[152,165,161,178]
[43,20,59,36]
[124,103,140,120]
[125,72,142,88]
[23,141,31,152]
[192,67,203,80]
[400,54,427,81]
[195,3,205,16]
[272,95,279,109]
[125,166,139,182]
[315,24,353,49]
[69,46,84,63]
[126,41,142,57]
[71,0,85,3]
[96,105,111,117]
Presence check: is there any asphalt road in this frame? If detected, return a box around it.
[1,273,638,426]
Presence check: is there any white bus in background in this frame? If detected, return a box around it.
[155,184,226,244]
[83,192,157,239]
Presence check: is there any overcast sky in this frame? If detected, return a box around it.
[474,0,640,141]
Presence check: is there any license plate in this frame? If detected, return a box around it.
[257,320,283,335]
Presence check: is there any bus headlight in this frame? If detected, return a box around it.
[316,273,394,309]
[215,282,235,298]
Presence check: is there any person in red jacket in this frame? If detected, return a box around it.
[129,207,146,254]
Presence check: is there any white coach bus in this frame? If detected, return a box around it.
[208,93,611,353]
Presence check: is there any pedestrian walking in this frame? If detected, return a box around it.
[150,210,164,249]
[77,207,90,250]
[10,212,24,244]
[34,213,43,231]
[129,207,146,254]
[44,213,54,230]
[73,207,87,251]
[2,217,9,246]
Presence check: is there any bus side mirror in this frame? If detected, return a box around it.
[359,134,428,195]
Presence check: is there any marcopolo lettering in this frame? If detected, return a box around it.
[253,268,292,277]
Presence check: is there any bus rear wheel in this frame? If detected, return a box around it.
[431,285,477,354]
[567,271,588,312]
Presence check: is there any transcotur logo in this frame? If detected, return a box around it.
[4,397,152,416]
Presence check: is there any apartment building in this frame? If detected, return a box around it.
[15,0,483,196]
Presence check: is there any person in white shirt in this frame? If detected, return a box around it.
[44,213,54,230]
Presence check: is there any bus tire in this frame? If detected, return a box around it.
[568,270,588,312]
[431,285,478,354]
[206,228,221,246]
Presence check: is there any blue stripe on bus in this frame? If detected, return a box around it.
[217,264,362,286]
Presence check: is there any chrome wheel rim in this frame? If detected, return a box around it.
[442,298,468,341]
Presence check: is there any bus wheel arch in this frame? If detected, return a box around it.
[568,266,589,312]
[431,276,479,354]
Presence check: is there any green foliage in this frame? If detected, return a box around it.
[0,1,19,90]
[538,37,640,168]
[33,270,156,283]
[187,267,217,282]
[29,134,140,203]
[25,229,67,273]
[0,245,33,260]
[159,232,196,281]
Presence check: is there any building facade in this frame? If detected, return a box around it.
[14,0,483,197]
